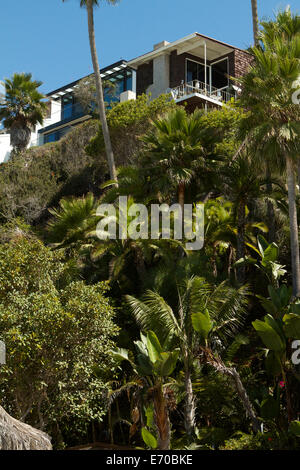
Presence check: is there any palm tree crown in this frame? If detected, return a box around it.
[0,73,46,152]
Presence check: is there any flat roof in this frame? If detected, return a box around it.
[47,60,130,99]
[128,32,251,67]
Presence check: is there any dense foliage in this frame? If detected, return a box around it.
[0,8,299,451]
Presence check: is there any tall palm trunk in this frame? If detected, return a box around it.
[251,0,259,46]
[153,383,170,450]
[178,183,185,213]
[86,0,117,182]
[266,164,276,243]
[183,362,196,438]
[286,156,300,298]
[236,201,246,284]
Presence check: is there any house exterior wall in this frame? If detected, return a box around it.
[233,49,254,78]
[0,134,12,164]
[147,54,170,99]
[136,48,253,96]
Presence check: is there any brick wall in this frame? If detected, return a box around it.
[234,50,254,78]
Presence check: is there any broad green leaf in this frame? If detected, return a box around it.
[264,315,285,344]
[257,234,269,257]
[141,427,158,449]
[260,395,280,420]
[154,349,180,377]
[146,331,163,363]
[290,303,300,315]
[283,313,300,339]
[262,243,279,263]
[136,354,153,376]
[268,285,282,311]
[192,309,213,340]
[257,295,277,316]
[265,351,282,376]
[290,421,300,437]
[110,348,130,364]
[252,319,285,352]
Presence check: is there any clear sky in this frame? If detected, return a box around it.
[0,0,298,94]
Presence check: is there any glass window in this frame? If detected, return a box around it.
[62,94,73,120]
[211,59,228,89]
[44,127,71,144]
[187,60,209,84]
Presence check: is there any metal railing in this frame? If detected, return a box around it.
[171,80,234,104]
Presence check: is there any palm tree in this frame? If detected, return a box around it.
[259,7,300,49]
[63,0,118,182]
[127,276,249,438]
[204,198,268,279]
[113,331,180,450]
[0,73,46,153]
[251,0,259,46]
[238,32,300,297]
[220,153,268,284]
[141,108,207,212]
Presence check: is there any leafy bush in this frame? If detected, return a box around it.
[0,235,119,447]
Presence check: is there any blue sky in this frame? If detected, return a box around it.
[0,0,298,94]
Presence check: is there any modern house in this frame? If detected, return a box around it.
[38,60,136,145]
[129,32,252,110]
[0,32,252,164]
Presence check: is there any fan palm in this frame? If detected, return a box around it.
[259,7,300,49]
[47,194,182,285]
[62,0,118,182]
[220,153,269,284]
[238,34,300,297]
[141,108,208,211]
[126,276,249,438]
[204,197,268,279]
[0,73,47,152]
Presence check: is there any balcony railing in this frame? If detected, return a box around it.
[171,80,234,104]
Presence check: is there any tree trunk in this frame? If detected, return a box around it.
[184,366,196,438]
[86,0,117,183]
[251,0,259,47]
[178,183,185,213]
[10,123,31,153]
[0,406,52,450]
[206,355,261,433]
[266,164,275,243]
[153,383,170,450]
[236,201,246,284]
[286,156,300,298]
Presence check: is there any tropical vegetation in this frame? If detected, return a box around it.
[0,6,299,451]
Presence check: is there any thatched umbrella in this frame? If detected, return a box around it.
[0,406,52,450]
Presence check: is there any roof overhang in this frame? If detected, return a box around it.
[47,61,129,100]
[128,33,239,68]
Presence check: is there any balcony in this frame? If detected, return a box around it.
[171,80,235,107]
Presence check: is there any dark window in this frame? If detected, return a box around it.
[211,59,228,89]
[44,127,70,144]
[61,94,83,120]
[187,60,209,84]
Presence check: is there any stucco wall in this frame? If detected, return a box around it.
[0,134,12,164]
